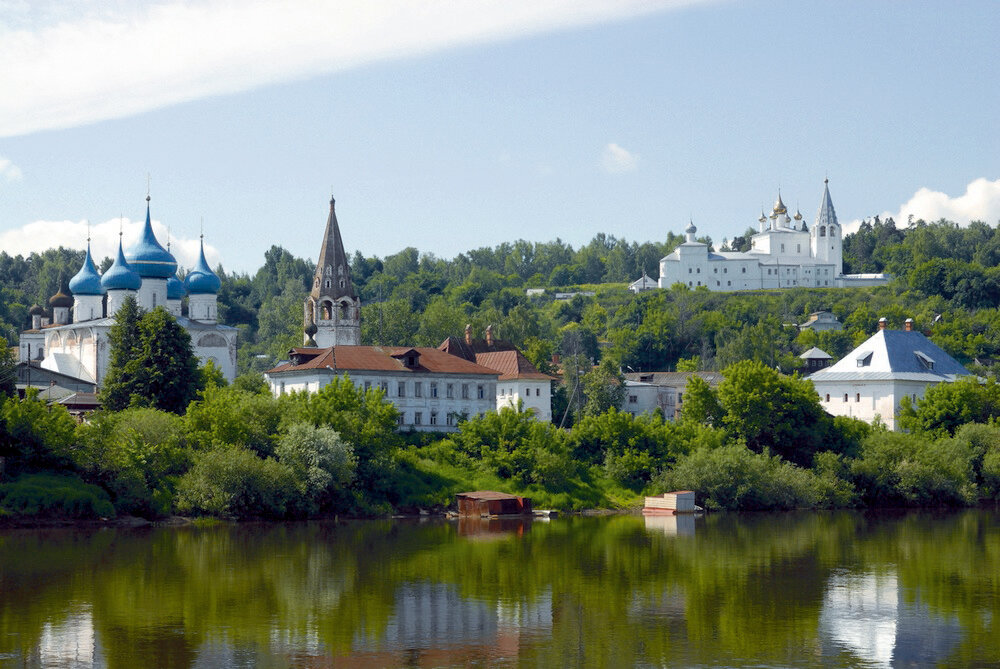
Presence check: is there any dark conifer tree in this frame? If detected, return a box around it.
[100,298,202,413]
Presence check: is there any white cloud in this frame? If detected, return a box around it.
[846,177,1000,234]
[0,155,22,180]
[0,0,708,138]
[0,217,221,272]
[601,142,639,173]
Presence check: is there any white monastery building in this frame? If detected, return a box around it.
[807,318,971,430]
[657,180,889,291]
[18,196,237,385]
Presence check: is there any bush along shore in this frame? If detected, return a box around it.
[5,359,1000,523]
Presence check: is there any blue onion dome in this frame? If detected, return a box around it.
[184,238,221,294]
[124,196,178,278]
[102,238,142,291]
[68,241,105,295]
[49,275,72,308]
[167,274,186,300]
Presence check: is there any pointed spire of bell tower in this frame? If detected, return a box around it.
[311,195,355,300]
[305,195,361,347]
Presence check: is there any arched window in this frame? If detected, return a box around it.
[339,301,348,318]
[321,302,332,320]
[820,226,826,237]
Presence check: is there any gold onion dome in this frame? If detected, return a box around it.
[794,209,803,221]
[772,193,787,216]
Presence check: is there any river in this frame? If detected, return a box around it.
[1,510,998,667]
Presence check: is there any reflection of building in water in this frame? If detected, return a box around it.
[36,609,104,668]
[819,570,962,668]
[352,583,552,662]
[643,513,696,536]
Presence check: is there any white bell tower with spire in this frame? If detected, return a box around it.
[810,178,843,275]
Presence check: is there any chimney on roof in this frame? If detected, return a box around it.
[464,323,472,345]
[878,317,888,331]
[904,318,914,332]
[485,324,493,347]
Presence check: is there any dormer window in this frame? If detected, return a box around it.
[857,352,873,367]
[915,351,935,370]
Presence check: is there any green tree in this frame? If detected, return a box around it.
[0,339,15,398]
[715,360,852,466]
[100,296,144,411]
[581,358,626,417]
[276,422,357,513]
[897,376,1000,437]
[101,301,203,414]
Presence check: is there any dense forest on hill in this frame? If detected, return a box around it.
[8,216,1000,518]
[4,217,1000,377]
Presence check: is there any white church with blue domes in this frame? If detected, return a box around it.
[19,195,238,386]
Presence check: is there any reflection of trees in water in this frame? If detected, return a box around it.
[0,511,997,667]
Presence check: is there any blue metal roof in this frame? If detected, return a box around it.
[184,239,221,294]
[68,242,105,295]
[101,239,142,291]
[167,274,187,299]
[124,199,177,278]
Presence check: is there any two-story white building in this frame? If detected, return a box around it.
[439,326,556,422]
[807,318,971,430]
[265,346,500,432]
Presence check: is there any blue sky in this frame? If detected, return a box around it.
[1,0,998,274]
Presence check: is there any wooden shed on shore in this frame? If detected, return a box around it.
[455,491,532,517]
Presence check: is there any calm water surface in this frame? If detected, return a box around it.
[1,510,998,668]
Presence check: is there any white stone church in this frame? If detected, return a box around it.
[18,196,238,385]
[657,180,889,291]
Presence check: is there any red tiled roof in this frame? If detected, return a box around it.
[267,346,500,377]
[474,350,556,381]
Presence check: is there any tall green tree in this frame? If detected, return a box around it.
[0,339,16,398]
[100,298,203,414]
[100,296,144,411]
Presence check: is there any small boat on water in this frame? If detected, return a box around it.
[643,490,697,515]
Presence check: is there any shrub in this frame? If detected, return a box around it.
[276,422,356,513]
[175,445,299,519]
[850,431,976,507]
[603,448,655,490]
[74,408,190,517]
[652,444,842,511]
[1,394,77,475]
[0,474,115,518]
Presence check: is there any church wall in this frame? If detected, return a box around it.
[136,278,167,311]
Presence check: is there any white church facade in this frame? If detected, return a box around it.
[19,196,238,386]
[657,181,889,291]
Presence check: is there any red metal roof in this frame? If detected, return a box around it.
[268,346,501,377]
[474,350,556,381]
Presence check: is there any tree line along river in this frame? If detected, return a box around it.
[1,510,998,667]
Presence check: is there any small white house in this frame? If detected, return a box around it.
[622,372,725,420]
[808,318,972,430]
[265,346,500,432]
[799,311,843,332]
[629,273,657,293]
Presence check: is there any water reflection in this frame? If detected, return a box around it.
[0,511,998,667]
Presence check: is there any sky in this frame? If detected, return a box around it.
[1,0,998,274]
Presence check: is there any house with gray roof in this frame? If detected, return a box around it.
[808,318,971,430]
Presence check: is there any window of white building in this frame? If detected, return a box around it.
[398,381,406,397]
[430,382,438,398]
[415,382,423,397]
